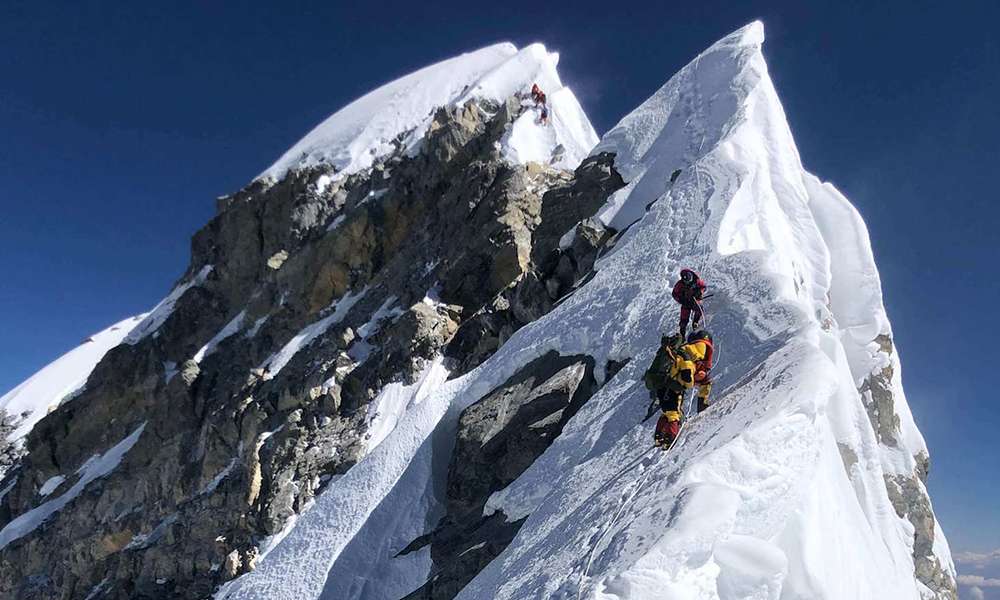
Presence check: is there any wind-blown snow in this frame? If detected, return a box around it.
[217,21,950,600]
[366,358,450,452]
[805,174,929,470]
[194,310,247,364]
[0,315,144,446]
[0,423,145,550]
[259,288,366,378]
[259,42,597,182]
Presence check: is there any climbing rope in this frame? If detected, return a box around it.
[575,50,722,598]
[575,434,671,600]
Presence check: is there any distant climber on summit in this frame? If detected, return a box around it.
[644,329,715,448]
[530,83,546,106]
[530,83,549,124]
[672,268,707,338]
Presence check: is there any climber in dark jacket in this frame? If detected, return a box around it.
[671,268,707,337]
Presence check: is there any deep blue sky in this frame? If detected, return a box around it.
[2,0,997,573]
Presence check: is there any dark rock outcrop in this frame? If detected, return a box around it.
[403,351,598,600]
[859,334,957,600]
[0,95,625,600]
[443,154,624,374]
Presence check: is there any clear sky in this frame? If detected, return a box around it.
[2,0,997,589]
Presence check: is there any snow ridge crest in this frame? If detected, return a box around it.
[259,41,598,182]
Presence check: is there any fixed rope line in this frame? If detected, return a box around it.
[576,50,716,600]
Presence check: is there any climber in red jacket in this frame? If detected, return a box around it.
[530,83,546,106]
[672,268,706,338]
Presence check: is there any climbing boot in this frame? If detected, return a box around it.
[654,412,682,448]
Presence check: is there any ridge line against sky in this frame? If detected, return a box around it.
[1,1,997,585]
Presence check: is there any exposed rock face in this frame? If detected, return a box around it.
[861,334,957,599]
[443,156,624,374]
[884,473,954,598]
[859,335,902,447]
[403,352,598,599]
[0,95,622,599]
[0,410,24,482]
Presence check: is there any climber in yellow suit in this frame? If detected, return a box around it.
[646,330,714,448]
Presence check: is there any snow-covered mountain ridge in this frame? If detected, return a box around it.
[258,42,597,182]
[0,21,955,600]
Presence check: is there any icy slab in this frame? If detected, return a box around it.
[1,314,144,444]
[258,287,366,378]
[325,214,346,233]
[345,295,405,367]
[200,457,239,496]
[194,310,247,364]
[355,296,403,339]
[0,423,145,550]
[259,43,597,183]
[245,315,269,339]
[366,358,450,451]
[125,512,179,551]
[38,475,66,497]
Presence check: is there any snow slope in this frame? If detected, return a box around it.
[1,315,144,447]
[218,22,952,600]
[462,21,953,599]
[259,42,597,181]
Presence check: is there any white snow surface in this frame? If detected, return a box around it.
[366,358,450,452]
[259,42,597,182]
[217,21,951,600]
[194,310,247,364]
[1,314,144,445]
